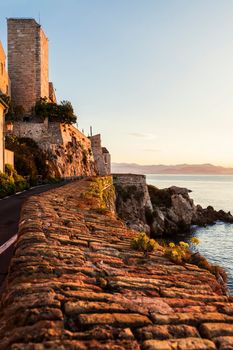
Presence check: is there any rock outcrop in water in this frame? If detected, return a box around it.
[149,185,233,236]
[148,185,196,235]
[193,205,233,226]
[113,174,233,236]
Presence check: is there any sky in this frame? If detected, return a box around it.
[1,0,233,166]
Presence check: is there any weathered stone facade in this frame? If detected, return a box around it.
[0,97,14,171]
[8,121,96,177]
[4,149,14,168]
[6,18,110,178]
[0,178,232,349]
[7,18,49,112]
[0,41,10,96]
[0,98,7,172]
[90,134,111,175]
[49,82,57,103]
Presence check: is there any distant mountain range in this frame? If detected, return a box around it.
[112,163,233,175]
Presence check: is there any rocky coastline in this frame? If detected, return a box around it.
[113,174,233,237]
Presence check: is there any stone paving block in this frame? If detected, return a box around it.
[142,337,216,350]
[214,336,233,350]
[218,304,233,316]
[151,312,233,326]
[200,323,233,338]
[0,320,64,349]
[11,340,140,350]
[78,313,152,327]
[160,288,227,302]
[65,301,126,314]
[136,324,199,340]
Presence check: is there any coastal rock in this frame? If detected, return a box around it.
[151,208,165,234]
[148,185,196,236]
[113,174,152,233]
[113,175,233,237]
[193,205,233,227]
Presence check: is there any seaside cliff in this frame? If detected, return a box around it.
[113,174,233,237]
[0,176,233,349]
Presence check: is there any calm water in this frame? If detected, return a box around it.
[146,174,233,294]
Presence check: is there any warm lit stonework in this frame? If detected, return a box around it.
[7,18,55,112]
[0,41,10,96]
[0,177,232,348]
[0,98,14,171]
[0,98,7,172]
[90,133,111,175]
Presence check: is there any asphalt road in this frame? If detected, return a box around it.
[0,182,67,292]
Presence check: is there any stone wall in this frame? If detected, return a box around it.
[103,147,111,174]
[39,29,49,99]
[11,121,48,142]
[0,41,9,95]
[7,18,49,112]
[49,82,56,103]
[9,121,96,177]
[113,173,149,186]
[51,124,96,177]
[4,149,14,167]
[90,134,111,175]
[0,100,4,172]
[0,178,232,349]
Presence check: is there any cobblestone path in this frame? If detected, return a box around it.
[0,177,233,350]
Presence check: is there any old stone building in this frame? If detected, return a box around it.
[0,98,7,172]
[49,82,57,103]
[90,134,111,175]
[0,41,10,96]
[0,97,14,172]
[6,18,111,177]
[7,18,55,113]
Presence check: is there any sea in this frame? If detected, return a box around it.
[146,174,233,294]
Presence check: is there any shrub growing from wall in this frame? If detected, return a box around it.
[34,98,77,124]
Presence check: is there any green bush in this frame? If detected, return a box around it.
[34,98,77,125]
[5,135,52,183]
[0,165,29,198]
[5,164,29,192]
[0,172,15,197]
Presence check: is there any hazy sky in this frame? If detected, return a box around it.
[1,0,233,166]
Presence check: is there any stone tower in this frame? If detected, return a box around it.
[90,134,111,175]
[7,18,49,113]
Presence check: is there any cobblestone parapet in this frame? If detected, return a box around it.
[0,177,232,349]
